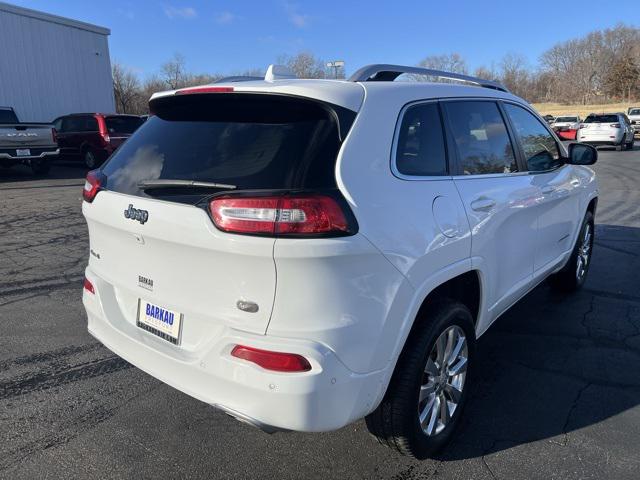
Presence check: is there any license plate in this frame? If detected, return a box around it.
[137,299,183,345]
[16,149,31,156]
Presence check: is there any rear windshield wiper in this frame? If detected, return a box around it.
[137,179,237,190]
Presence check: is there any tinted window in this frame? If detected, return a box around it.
[395,103,447,176]
[444,101,517,175]
[584,115,618,123]
[83,116,98,132]
[555,117,578,122]
[629,109,640,116]
[504,104,561,172]
[0,109,18,124]
[102,94,348,203]
[63,117,84,132]
[105,116,144,134]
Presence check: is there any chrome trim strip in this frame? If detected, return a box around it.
[0,149,60,160]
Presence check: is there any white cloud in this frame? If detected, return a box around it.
[116,8,135,20]
[215,11,237,25]
[283,2,309,28]
[163,5,197,20]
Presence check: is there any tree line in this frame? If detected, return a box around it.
[113,24,639,114]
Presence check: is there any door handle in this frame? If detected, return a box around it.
[470,198,496,212]
[541,185,556,194]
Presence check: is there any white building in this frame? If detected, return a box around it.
[0,2,115,122]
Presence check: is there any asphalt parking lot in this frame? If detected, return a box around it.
[1,149,639,480]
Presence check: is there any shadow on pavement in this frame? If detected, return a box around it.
[441,223,640,461]
[0,159,88,184]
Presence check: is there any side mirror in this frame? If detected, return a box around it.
[567,142,597,165]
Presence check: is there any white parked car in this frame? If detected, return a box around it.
[551,115,580,130]
[628,107,640,134]
[577,112,635,150]
[81,64,599,458]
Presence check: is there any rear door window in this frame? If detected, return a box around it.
[105,116,144,134]
[443,101,517,175]
[63,117,83,132]
[395,102,447,176]
[83,116,99,132]
[102,94,353,203]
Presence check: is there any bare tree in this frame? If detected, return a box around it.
[277,52,326,78]
[112,62,140,114]
[161,53,188,89]
[473,65,499,82]
[418,53,467,74]
[499,53,532,99]
[604,56,640,101]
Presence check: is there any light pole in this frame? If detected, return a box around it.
[326,60,345,79]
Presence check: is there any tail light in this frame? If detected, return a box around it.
[610,123,621,128]
[231,345,311,372]
[83,169,105,202]
[51,128,57,144]
[83,277,95,294]
[209,194,355,237]
[176,86,234,95]
[98,117,110,144]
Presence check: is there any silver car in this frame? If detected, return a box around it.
[577,113,635,150]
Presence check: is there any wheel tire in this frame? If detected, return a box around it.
[365,301,475,459]
[615,142,623,151]
[30,159,50,176]
[626,137,634,150]
[550,211,594,293]
[84,150,98,169]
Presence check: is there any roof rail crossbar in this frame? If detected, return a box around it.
[213,76,263,84]
[348,64,509,93]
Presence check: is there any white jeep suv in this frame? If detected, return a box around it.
[82,64,599,458]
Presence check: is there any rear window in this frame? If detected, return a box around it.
[584,115,618,123]
[101,94,352,203]
[0,109,18,124]
[555,117,578,122]
[105,116,144,134]
[629,109,640,116]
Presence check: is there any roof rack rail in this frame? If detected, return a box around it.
[348,64,509,93]
[213,76,263,84]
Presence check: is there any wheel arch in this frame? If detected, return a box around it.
[369,268,483,413]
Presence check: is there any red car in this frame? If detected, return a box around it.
[53,113,144,168]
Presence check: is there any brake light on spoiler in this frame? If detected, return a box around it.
[175,86,234,95]
[209,194,355,237]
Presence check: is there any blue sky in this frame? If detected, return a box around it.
[8,0,639,78]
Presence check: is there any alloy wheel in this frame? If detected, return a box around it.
[418,325,468,436]
[576,223,592,281]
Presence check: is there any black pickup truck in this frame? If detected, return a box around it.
[0,107,59,175]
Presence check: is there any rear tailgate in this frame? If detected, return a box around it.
[84,192,276,349]
[84,89,360,351]
[0,124,56,148]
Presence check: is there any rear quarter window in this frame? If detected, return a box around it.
[105,116,144,134]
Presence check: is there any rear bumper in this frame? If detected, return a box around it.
[576,133,623,145]
[83,267,383,432]
[0,148,59,163]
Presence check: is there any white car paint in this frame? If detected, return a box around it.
[82,74,598,433]
[577,113,634,147]
[551,115,580,131]
[628,108,640,133]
